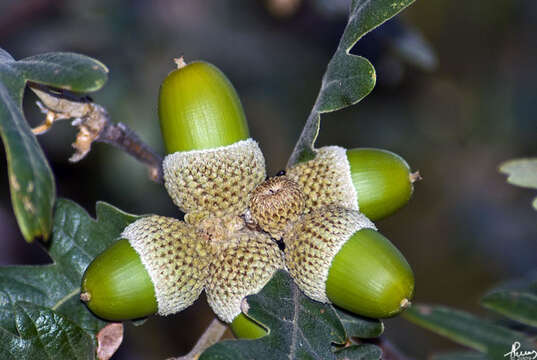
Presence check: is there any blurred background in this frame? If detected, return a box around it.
[0,0,536,358]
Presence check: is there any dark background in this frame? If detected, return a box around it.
[0,0,536,358]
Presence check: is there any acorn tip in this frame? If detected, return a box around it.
[400,298,411,309]
[173,57,187,69]
[409,171,422,183]
[80,292,91,302]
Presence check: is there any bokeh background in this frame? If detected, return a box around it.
[1,0,536,358]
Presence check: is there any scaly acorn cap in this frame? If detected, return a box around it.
[205,228,284,323]
[248,176,305,239]
[158,59,249,153]
[162,138,266,217]
[284,206,414,319]
[347,148,418,221]
[122,215,209,316]
[286,146,358,214]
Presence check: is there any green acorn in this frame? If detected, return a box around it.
[347,148,419,221]
[159,59,266,218]
[81,216,208,321]
[287,146,419,221]
[284,206,414,319]
[158,58,249,153]
[230,313,267,339]
[81,238,157,321]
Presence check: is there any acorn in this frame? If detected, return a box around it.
[284,206,414,319]
[287,146,418,221]
[80,238,157,321]
[81,215,209,321]
[159,59,266,218]
[230,313,267,339]
[347,148,418,221]
[159,58,249,153]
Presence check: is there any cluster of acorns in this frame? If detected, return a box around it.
[81,60,417,338]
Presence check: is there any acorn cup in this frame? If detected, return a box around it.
[205,228,285,324]
[284,206,414,319]
[159,59,266,219]
[286,146,419,221]
[81,216,208,321]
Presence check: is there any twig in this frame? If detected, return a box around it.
[166,318,227,360]
[29,84,163,183]
[97,121,163,182]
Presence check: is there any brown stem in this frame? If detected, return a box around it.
[97,122,163,182]
[166,318,227,360]
[30,84,163,183]
[409,171,422,183]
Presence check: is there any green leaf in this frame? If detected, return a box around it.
[484,271,537,294]
[402,304,535,358]
[14,52,108,93]
[201,271,382,360]
[0,48,108,242]
[287,0,415,166]
[335,308,384,339]
[0,302,94,360]
[0,63,55,242]
[499,158,537,210]
[334,344,382,360]
[0,198,139,336]
[431,352,491,360]
[481,290,537,327]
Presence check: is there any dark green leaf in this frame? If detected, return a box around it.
[0,302,94,360]
[335,308,384,339]
[402,304,535,358]
[0,198,139,336]
[499,158,537,210]
[15,52,108,93]
[200,270,348,360]
[0,62,55,242]
[334,344,382,360]
[484,271,537,295]
[431,352,491,360]
[287,0,415,166]
[481,291,537,327]
[0,48,109,242]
